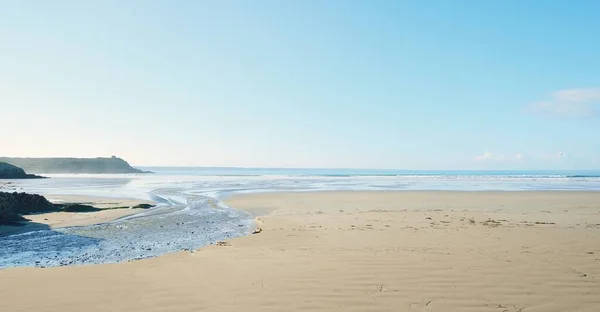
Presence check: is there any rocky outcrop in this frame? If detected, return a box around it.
[0,192,56,225]
[0,162,45,179]
[0,192,104,225]
[0,156,150,174]
[60,203,100,212]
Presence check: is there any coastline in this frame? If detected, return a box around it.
[1,190,600,311]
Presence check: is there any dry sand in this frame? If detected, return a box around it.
[1,191,600,311]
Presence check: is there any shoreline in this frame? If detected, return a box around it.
[0,191,252,268]
[224,189,600,214]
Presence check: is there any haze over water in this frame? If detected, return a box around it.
[15,168,600,199]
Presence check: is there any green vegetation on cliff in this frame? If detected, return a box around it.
[0,156,149,174]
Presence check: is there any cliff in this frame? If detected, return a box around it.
[0,162,45,179]
[0,157,149,174]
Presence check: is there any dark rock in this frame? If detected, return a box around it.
[132,203,155,209]
[0,162,45,179]
[59,203,100,212]
[0,191,57,225]
[0,192,101,226]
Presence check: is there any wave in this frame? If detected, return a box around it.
[258,174,600,180]
[142,167,600,179]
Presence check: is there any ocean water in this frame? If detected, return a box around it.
[12,168,600,198]
[2,168,600,268]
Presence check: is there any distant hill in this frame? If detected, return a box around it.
[0,163,45,179]
[0,157,150,174]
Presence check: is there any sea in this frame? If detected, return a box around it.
[1,168,599,268]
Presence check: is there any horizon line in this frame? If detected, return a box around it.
[133,166,600,172]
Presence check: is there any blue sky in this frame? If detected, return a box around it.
[1,1,599,169]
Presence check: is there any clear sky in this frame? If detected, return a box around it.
[1,1,599,169]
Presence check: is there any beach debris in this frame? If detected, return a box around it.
[468,217,476,224]
[425,217,432,220]
[534,221,555,225]
[216,241,230,246]
[252,227,262,234]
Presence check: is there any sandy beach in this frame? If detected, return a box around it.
[1,191,600,311]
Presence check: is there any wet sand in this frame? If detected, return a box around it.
[1,191,600,311]
[28,195,154,228]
